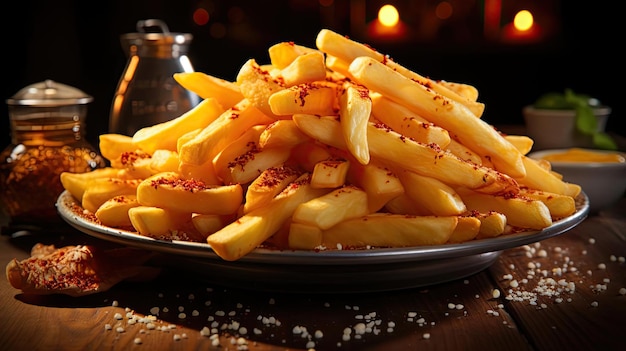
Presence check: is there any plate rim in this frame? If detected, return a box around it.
[56,190,589,266]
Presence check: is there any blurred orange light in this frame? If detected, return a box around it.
[513,10,533,31]
[435,1,453,20]
[193,8,210,26]
[378,5,399,27]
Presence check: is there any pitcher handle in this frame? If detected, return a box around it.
[136,19,170,34]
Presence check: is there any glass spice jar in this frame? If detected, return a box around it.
[1,80,105,231]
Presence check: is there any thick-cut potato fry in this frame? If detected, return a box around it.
[280,51,327,87]
[132,98,225,155]
[397,169,466,216]
[370,93,451,148]
[289,141,334,172]
[259,119,310,149]
[95,195,139,227]
[288,222,323,250]
[192,213,232,237]
[324,55,354,81]
[515,156,581,197]
[505,135,534,155]
[149,149,180,173]
[519,187,576,218]
[60,167,123,201]
[349,56,526,178]
[128,206,193,238]
[292,185,369,230]
[268,42,319,69]
[447,216,481,243]
[207,174,328,261]
[310,159,350,188]
[99,134,136,163]
[438,81,479,102]
[174,72,243,108]
[321,213,458,248]
[212,125,266,175]
[316,28,485,117]
[293,113,519,194]
[268,82,338,116]
[82,178,141,214]
[384,193,431,216]
[456,188,552,230]
[217,146,291,185]
[243,165,301,213]
[339,84,371,165]
[468,211,507,239]
[136,172,243,215]
[178,99,274,166]
[347,161,404,213]
[445,139,483,165]
[236,58,286,119]
[178,159,220,186]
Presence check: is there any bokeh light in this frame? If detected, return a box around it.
[378,5,399,27]
[193,8,210,26]
[513,10,533,32]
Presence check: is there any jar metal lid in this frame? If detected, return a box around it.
[6,80,93,107]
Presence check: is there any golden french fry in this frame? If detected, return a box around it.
[212,125,266,176]
[206,174,328,261]
[347,161,404,213]
[178,99,274,166]
[315,28,485,117]
[445,139,483,165]
[268,82,338,116]
[178,158,221,186]
[339,84,371,165]
[310,159,350,189]
[456,187,552,230]
[174,72,243,108]
[243,165,301,214]
[370,93,451,148]
[384,193,431,216]
[268,42,319,69]
[132,98,225,155]
[288,222,323,250]
[397,169,467,216]
[468,211,507,239]
[192,213,233,237]
[128,206,193,238]
[289,141,334,172]
[236,58,286,119]
[519,187,576,218]
[82,178,141,213]
[280,51,327,87]
[438,81,479,102]
[136,172,243,215]
[504,135,534,155]
[259,119,310,149]
[149,149,180,173]
[515,156,581,197]
[447,216,481,243]
[99,134,136,163]
[321,213,458,248]
[324,54,354,81]
[60,167,123,201]
[217,146,291,185]
[292,185,369,230]
[348,56,526,178]
[95,195,139,228]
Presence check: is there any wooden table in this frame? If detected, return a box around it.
[1,197,625,351]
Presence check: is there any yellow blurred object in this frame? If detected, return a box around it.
[538,148,625,163]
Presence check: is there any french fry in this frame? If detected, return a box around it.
[136,172,243,215]
[292,185,369,230]
[384,193,432,216]
[324,54,354,81]
[456,187,552,230]
[505,135,534,155]
[268,82,338,116]
[315,28,485,117]
[95,195,139,228]
[397,169,467,216]
[515,156,581,197]
[212,125,266,176]
[445,139,483,165]
[347,161,404,213]
[174,72,243,108]
[128,206,193,238]
[279,51,327,87]
[438,81,480,102]
[178,99,274,166]
[82,178,141,214]
[243,165,301,214]
[310,158,350,189]
[519,187,576,218]
[289,141,334,172]
[259,119,310,149]
[348,56,526,178]
[60,167,123,201]
[178,158,220,186]
[206,174,328,261]
[132,98,225,155]
[321,213,458,248]
[288,222,323,250]
[236,58,286,119]
[370,93,451,148]
[268,42,320,69]
[468,211,507,239]
[339,84,371,165]
[98,134,136,163]
[447,216,481,243]
[149,149,180,173]
[192,213,233,237]
[217,146,291,185]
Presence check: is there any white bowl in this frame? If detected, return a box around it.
[522,106,611,150]
[527,148,626,213]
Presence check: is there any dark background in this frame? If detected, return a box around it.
[2,0,622,150]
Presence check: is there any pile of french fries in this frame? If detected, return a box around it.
[60,29,582,261]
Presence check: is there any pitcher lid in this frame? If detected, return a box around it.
[6,80,93,107]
